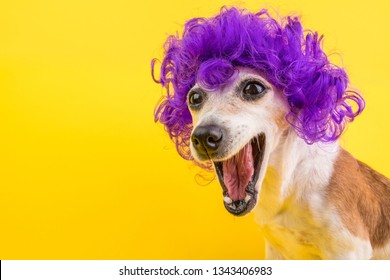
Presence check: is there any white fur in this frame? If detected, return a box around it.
[255,132,373,259]
[188,68,378,259]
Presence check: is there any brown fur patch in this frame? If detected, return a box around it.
[327,149,390,247]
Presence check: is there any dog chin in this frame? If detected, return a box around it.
[213,133,266,216]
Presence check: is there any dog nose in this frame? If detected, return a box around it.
[191,125,223,155]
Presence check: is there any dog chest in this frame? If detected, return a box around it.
[253,166,372,259]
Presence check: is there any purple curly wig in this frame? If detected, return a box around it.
[152,7,365,161]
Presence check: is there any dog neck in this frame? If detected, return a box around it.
[271,127,339,196]
[254,128,340,222]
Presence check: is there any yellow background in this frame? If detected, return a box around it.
[0,0,389,259]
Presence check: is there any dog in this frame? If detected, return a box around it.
[152,7,390,259]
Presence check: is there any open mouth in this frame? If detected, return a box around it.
[214,133,265,216]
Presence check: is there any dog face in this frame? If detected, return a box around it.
[188,67,289,215]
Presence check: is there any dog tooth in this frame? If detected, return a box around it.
[224,196,233,204]
[245,194,251,203]
[229,203,236,210]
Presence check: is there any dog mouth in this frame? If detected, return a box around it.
[214,133,266,216]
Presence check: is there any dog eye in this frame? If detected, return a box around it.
[243,82,266,99]
[188,91,204,108]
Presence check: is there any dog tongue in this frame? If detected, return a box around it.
[223,143,254,201]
